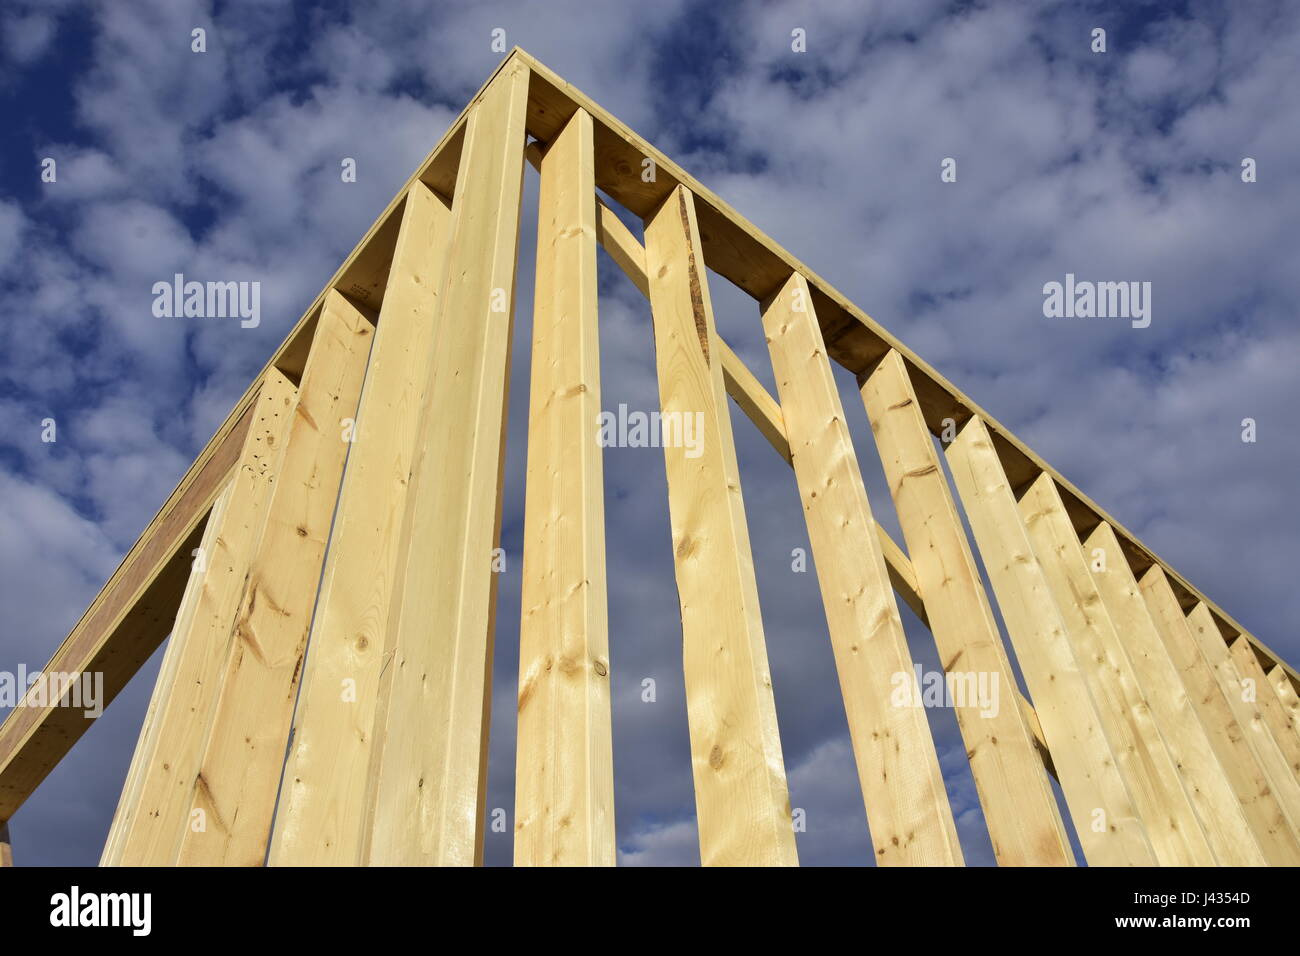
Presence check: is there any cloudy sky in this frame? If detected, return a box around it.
[1,0,1296,866]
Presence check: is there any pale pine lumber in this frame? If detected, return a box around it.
[1184,602,1300,837]
[1139,567,1300,864]
[114,370,298,866]
[1083,521,1266,865]
[268,183,454,866]
[101,481,236,866]
[860,349,1070,866]
[585,201,1062,771]
[1018,473,1214,866]
[0,55,506,821]
[519,50,1296,692]
[579,186,932,631]
[642,185,798,866]
[0,400,255,820]
[177,292,375,866]
[763,277,962,865]
[364,60,530,867]
[513,108,615,867]
[0,820,12,866]
[11,53,1294,825]
[945,417,1155,866]
[1228,634,1300,780]
[1267,664,1300,744]
[717,340,792,466]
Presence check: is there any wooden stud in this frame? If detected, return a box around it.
[1228,635,1300,780]
[762,277,962,865]
[642,185,798,866]
[1083,521,1266,865]
[364,59,530,867]
[176,292,375,866]
[1139,567,1300,864]
[268,183,454,866]
[860,349,1070,866]
[1184,602,1300,836]
[1018,473,1214,866]
[114,370,298,866]
[513,108,615,867]
[946,417,1155,866]
[0,820,12,867]
[1267,664,1300,744]
[101,482,236,866]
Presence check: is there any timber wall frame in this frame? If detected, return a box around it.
[1,49,1296,867]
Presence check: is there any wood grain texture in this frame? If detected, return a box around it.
[115,370,299,866]
[765,281,962,865]
[861,348,1069,866]
[579,189,934,634]
[177,292,375,866]
[1018,474,1213,866]
[1139,567,1300,864]
[946,417,1155,866]
[1267,664,1300,746]
[584,203,1064,773]
[1083,521,1265,865]
[0,820,10,867]
[268,183,454,866]
[0,399,254,821]
[643,185,798,866]
[1184,602,1300,839]
[101,482,235,866]
[513,108,614,866]
[364,60,530,867]
[1228,635,1300,781]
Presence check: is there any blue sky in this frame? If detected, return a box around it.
[1,0,1297,866]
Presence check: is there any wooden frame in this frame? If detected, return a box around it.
[2,49,1295,867]
[514,108,615,867]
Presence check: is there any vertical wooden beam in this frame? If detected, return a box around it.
[513,109,614,867]
[113,370,298,866]
[1083,521,1266,865]
[1228,635,1300,779]
[101,482,236,866]
[1139,567,1300,864]
[1185,602,1300,835]
[946,417,1155,866]
[0,820,12,867]
[267,183,453,866]
[859,349,1069,865]
[1018,474,1214,866]
[765,283,963,866]
[642,185,798,866]
[364,59,530,867]
[1267,664,1300,744]
[177,292,375,866]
